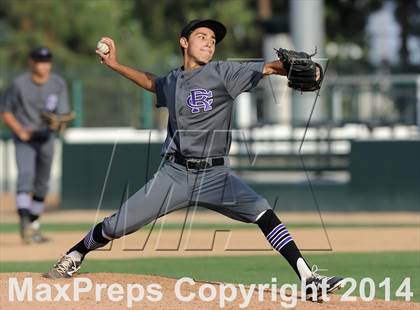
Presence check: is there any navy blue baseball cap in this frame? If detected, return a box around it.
[180,19,226,44]
[30,47,53,62]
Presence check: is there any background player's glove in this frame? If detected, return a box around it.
[41,111,75,133]
[275,47,323,92]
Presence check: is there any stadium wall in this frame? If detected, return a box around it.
[60,140,420,211]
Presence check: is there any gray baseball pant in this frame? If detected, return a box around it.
[14,136,55,210]
[102,160,272,239]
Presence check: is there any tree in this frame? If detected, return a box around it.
[0,0,159,70]
[132,0,262,61]
[394,0,420,70]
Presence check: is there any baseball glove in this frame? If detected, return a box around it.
[41,111,75,133]
[275,47,323,92]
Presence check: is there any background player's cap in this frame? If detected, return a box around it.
[30,47,53,62]
[180,19,226,44]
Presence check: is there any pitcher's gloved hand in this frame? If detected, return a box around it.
[275,47,323,92]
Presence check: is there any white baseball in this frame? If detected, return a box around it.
[96,41,110,54]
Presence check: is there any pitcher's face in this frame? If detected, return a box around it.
[183,27,216,64]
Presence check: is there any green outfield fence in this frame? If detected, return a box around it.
[59,140,420,211]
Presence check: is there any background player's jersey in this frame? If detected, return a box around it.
[155,60,264,158]
[0,72,70,132]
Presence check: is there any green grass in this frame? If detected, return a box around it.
[1,251,418,301]
[0,222,417,233]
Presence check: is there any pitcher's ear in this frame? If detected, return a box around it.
[179,37,188,49]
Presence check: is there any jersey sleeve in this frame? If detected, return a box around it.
[154,76,167,108]
[56,79,71,114]
[217,61,265,98]
[0,81,19,113]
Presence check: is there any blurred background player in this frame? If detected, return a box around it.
[0,47,72,244]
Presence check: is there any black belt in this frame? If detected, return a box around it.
[166,153,224,170]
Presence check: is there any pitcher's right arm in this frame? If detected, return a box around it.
[96,37,157,93]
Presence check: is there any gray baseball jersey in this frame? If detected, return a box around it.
[155,61,264,157]
[0,72,70,131]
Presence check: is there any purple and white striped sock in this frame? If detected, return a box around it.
[266,223,294,252]
[257,209,311,279]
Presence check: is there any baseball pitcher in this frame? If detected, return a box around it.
[43,20,343,299]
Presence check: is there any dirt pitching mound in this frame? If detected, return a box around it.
[1,273,418,310]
